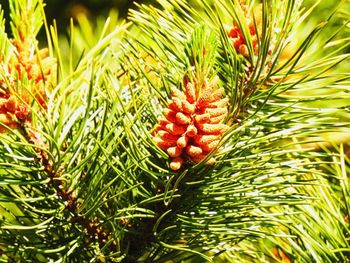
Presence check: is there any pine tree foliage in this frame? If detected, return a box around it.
[218,144,350,262]
[0,0,129,262]
[0,0,349,262]
[124,0,350,261]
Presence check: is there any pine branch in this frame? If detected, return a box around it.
[1,0,350,262]
[122,0,350,261]
[1,0,130,261]
[21,123,119,253]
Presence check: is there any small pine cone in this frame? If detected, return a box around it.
[153,76,229,170]
[7,44,56,109]
[227,5,262,56]
[228,22,258,56]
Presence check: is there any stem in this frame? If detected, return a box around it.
[20,122,118,254]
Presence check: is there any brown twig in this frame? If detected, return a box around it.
[21,123,118,255]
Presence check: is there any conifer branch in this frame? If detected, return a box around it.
[1,0,350,262]
[19,122,119,254]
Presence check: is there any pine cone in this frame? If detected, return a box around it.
[8,45,56,108]
[153,76,229,170]
[227,5,261,56]
[228,22,258,57]
[0,40,56,132]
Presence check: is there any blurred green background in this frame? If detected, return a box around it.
[42,0,158,23]
[0,0,157,34]
[0,0,344,33]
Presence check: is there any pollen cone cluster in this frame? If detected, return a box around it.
[153,76,229,170]
[0,38,56,132]
[9,39,56,107]
[227,5,261,57]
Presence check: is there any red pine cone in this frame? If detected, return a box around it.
[7,46,56,108]
[0,40,56,132]
[227,5,261,57]
[228,21,258,57]
[153,76,229,170]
